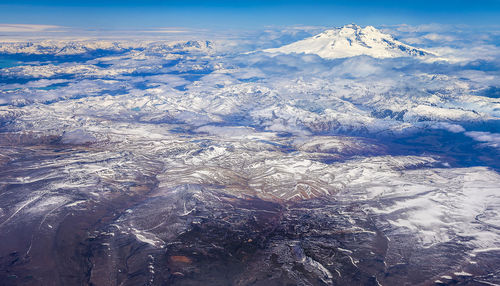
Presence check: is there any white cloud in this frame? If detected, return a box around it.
[0,24,63,32]
[422,33,456,42]
[431,122,466,133]
[61,129,97,145]
[392,23,452,33]
[465,131,500,148]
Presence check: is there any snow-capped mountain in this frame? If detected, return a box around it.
[265,24,432,59]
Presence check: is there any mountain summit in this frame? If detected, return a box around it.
[265,24,432,59]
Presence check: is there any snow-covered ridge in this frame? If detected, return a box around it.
[0,40,214,55]
[264,24,433,59]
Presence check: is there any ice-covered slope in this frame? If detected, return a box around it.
[265,24,432,59]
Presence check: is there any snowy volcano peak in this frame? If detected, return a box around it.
[265,24,432,59]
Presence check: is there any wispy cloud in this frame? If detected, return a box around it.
[141,27,192,34]
[466,131,500,149]
[0,24,63,32]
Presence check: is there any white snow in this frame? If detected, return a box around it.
[265,24,432,59]
[454,271,473,277]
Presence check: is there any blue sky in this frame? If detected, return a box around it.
[0,0,499,28]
